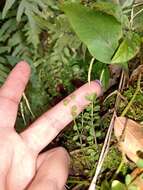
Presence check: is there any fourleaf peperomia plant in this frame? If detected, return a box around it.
[61,1,141,67]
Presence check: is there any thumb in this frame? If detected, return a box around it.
[27,147,70,190]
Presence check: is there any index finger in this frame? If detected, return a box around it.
[21,81,102,154]
[0,61,30,128]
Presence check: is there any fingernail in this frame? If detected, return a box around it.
[95,80,103,96]
[95,80,102,88]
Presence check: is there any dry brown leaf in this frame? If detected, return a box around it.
[114,117,143,163]
[130,65,143,83]
[131,168,143,190]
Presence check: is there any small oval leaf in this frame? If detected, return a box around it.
[112,180,126,190]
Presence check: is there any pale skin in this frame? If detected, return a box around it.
[0,61,102,190]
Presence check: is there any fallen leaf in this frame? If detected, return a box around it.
[130,65,143,83]
[114,117,143,163]
[131,168,143,190]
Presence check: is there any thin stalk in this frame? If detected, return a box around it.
[112,158,125,180]
[91,100,98,147]
[20,102,26,126]
[132,8,143,22]
[74,119,83,147]
[22,93,35,119]
[88,58,95,84]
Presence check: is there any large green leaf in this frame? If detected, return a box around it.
[111,32,141,64]
[93,1,123,22]
[62,3,122,63]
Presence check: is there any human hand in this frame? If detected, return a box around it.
[0,61,102,190]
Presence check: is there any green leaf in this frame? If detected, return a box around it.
[111,32,141,64]
[62,3,122,63]
[73,135,78,141]
[136,158,143,168]
[2,0,16,18]
[125,174,132,185]
[112,180,126,190]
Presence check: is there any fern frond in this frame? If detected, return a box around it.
[0,61,10,84]
[16,0,26,22]
[23,19,40,49]
[0,18,16,40]
[0,46,10,54]
[2,0,17,19]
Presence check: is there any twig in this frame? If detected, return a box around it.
[20,102,26,126]
[22,93,35,119]
[132,8,143,22]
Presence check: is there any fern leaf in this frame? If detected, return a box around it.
[24,11,40,49]
[0,62,10,84]
[0,46,10,54]
[0,57,6,64]
[2,0,17,19]
[12,44,25,57]
[0,18,16,39]
[8,32,22,47]
[0,65,9,74]
[0,13,2,20]
[17,0,26,22]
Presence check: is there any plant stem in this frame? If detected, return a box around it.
[91,100,98,147]
[88,58,95,84]
[112,158,124,180]
[74,119,83,147]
